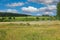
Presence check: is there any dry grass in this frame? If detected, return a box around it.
[0,21,60,40]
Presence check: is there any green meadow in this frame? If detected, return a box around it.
[0,16,56,22]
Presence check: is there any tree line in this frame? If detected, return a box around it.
[0,12,30,17]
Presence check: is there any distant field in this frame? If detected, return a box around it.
[0,16,56,22]
[0,21,60,40]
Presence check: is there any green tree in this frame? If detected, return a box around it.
[57,2,60,19]
[8,16,12,19]
[13,16,15,19]
[36,17,39,21]
[8,16,12,21]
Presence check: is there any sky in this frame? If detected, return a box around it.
[0,0,59,16]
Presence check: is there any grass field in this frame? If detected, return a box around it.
[0,16,56,22]
[0,21,60,40]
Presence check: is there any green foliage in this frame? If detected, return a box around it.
[57,2,60,19]
[36,17,39,21]
[13,16,15,19]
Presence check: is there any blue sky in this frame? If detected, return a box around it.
[0,0,59,16]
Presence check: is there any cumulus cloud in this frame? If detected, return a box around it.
[47,5,56,10]
[7,2,24,7]
[44,12,53,15]
[27,0,59,16]
[21,5,56,16]
[21,6,38,12]
[39,5,56,12]
[6,9,18,13]
[22,5,56,12]
[0,9,18,13]
[28,0,59,5]
[39,7,47,11]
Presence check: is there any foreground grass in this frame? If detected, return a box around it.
[0,21,60,40]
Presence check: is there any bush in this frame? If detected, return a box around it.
[36,17,39,21]
[13,16,15,19]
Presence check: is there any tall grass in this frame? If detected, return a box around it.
[0,30,7,40]
[0,21,60,40]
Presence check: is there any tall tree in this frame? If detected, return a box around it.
[57,2,60,19]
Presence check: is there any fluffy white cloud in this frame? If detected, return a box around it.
[0,9,18,13]
[39,5,56,12]
[44,12,53,15]
[44,12,56,16]
[6,9,18,13]
[28,0,59,4]
[21,6,38,12]
[7,2,24,7]
[21,5,56,16]
[27,0,59,16]
[47,5,56,10]
[22,5,56,12]
[39,7,47,11]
